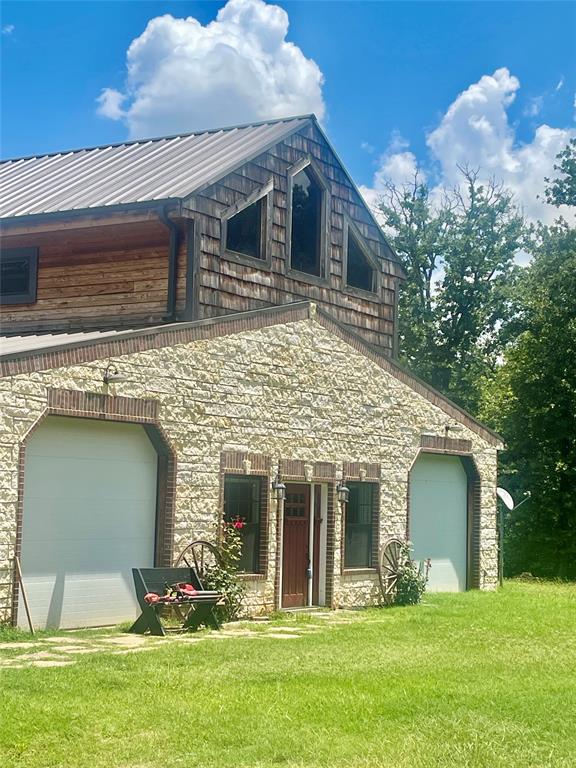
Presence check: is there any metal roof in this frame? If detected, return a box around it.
[0,116,309,219]
[0,328,145,356]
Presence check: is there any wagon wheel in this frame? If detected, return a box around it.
[167,540,222,626]
[174,539,221,587]
[378,537,408,605]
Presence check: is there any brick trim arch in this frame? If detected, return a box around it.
[11,388,176,625]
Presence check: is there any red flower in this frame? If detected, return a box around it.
[232,516,245,530]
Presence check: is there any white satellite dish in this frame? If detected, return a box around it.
[496,487,515,511]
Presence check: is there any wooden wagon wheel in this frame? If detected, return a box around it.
[378,537,408,605]
[174,539,221,586]
[168,540,222,625]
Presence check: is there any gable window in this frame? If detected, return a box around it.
[346,229,376,293]
[223,475,263,573]
[344,482,378,568]
[290,166,324,277]
[225,198,264,260]
[0,247,38,305]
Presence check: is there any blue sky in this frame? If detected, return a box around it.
[2,1,575,221]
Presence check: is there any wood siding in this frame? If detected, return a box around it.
[185,121,402,353]
[1,219,173,335]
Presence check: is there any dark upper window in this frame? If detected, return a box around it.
[223,475,263,573]
[225,199,264,260]
[290,167,323,276]
[344,482,378,568]
[0,248,38,305]
[346,230,376,292]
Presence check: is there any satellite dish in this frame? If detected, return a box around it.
[496,487,515,511]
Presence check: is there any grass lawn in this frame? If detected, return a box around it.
[1,580,575,768]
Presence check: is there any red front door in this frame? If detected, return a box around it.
[282,484,310,608]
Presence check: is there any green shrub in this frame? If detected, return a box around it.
[393,542,427,606]
[203,519,246,621]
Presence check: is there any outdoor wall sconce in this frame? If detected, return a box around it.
[336,478,350,505]
[271,464,286,501]
[103,363,127,385]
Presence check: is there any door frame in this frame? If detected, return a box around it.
[278,482,328,609]
[406,448,481,590]
[11,388,177,626]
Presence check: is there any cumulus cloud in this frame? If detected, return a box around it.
[2,24,15,35]
[359,133,423,216]
[523,95,544,118]
[96,0,325,138]
[97,88,127,120]
[363,68,575,224]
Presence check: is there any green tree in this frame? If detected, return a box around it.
[481,221,576,576]
[378,167,525,412]
[544,137,576,207]
[481,140,576,577]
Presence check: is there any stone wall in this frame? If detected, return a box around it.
[0,312,500,622]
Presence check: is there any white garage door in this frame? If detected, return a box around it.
[18,416,158,629]
[409,453,468,592]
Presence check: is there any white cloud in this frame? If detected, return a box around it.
[374,149,420,190]
[2,24,15,35]
[97,88,127,120]
[359,133,423,216]
[96,0,325,138]
[555,76,565,92]
[362,67,575,224]
[524,94,543,118]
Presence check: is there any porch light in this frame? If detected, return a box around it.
[103,363,127,385]
[271,465,286,502]
[336,479,350,505]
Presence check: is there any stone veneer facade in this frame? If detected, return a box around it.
[0,304,501,623]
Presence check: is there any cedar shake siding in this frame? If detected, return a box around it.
[1,118,402,353]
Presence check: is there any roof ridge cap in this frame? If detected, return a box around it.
[0,115,315,165]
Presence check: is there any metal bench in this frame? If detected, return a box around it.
[129,566,222,636]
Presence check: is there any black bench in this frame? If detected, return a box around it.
[129,567,222,636]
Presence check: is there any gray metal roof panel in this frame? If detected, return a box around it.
[0,117,309,219]
[0,328,138,356]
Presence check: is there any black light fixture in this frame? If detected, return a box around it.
[271,464,286,501]
[336,478,350,505]
[103,363,127,385]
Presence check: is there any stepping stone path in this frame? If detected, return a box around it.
[0,609,364,670]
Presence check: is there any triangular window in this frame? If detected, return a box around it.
[346,230,376,292]
[226,199,264,260]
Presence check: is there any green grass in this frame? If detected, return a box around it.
[1,581,575,767]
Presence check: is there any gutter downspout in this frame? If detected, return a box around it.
[159,206,179,322]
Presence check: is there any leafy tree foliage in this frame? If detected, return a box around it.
[377,167,525,412]
[544,137,576,207]
[481,140,576,577]
[481,221,576,577]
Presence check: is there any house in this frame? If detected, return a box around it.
[0,115,502,629]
